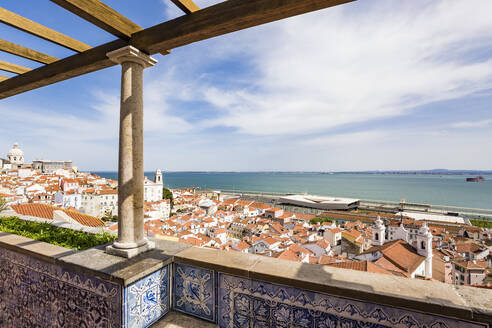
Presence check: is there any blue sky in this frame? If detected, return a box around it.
[1,0,492,171]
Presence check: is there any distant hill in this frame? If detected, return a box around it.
[333,169,492,175]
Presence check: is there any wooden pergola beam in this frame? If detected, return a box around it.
[0,60,31,74]
[50,0,143,39]
[0,39,59,64]
[170,0,200,15]
[0,75,8,82]
[0,0,355,99]
[0,7,91,52]
[133,0,354,56]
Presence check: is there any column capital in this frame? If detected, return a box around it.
[107,45,157,68]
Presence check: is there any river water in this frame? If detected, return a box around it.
[93,172,492,210]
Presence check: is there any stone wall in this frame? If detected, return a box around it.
[0,246,121,327]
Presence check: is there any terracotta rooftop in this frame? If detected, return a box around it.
[362,240,426,274]
[11,203,104,227]
[328,260,392,275]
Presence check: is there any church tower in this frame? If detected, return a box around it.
[154,169,163,185]
[372,216,386,246]
[417,222,433,279]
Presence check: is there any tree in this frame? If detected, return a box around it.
[0,197,8,214]
[162,188,174,209]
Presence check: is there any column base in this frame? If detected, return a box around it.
[106,240,155,259]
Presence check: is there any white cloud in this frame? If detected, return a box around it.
[451,119,492,128]
[194,0,492,135]
[302,131,388,146]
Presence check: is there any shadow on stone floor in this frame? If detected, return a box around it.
[151,311,217,328]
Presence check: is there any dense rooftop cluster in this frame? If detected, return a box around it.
[113,188,491,287]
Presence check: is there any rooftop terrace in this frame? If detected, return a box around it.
[0,231,490,327]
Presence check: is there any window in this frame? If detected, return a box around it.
[421,241,425,249]
[375,233,379,241]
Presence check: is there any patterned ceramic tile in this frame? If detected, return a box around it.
[123,265,170,328]
[0,247,122,328]
[173,263,216,322]
[218,273,489,328]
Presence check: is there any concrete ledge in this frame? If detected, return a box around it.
[0,231,76,263]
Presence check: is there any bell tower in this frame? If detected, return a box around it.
[372,216,386,246]
[154,169,163,185]
[417,222,433,278]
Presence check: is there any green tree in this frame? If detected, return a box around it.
[310,216,333,225]
[0,196,8,214]
[162,188,174,209]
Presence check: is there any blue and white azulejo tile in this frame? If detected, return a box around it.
[217,272,488,328]
[173,263,216,322]
[123,265,170,328]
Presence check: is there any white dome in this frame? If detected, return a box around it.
[8,143,24,157]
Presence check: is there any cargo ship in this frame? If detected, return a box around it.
[466,176,485,182]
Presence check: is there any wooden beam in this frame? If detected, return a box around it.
[0,0,355,99]
[170,0,200,15]
[0,7,91,52]
[0,75,8,82]
[0,39,59,64]
[132,0,355,55]
[50,0,142,39]
[0,40,125,98]
[0,60,31,74]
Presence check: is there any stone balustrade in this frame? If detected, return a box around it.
[0,232,490,328]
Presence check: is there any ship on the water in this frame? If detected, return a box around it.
[466,176,485,182]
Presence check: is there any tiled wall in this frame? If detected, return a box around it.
[0,244,489,328]
[173,263,490,328]
[0,247,122,328]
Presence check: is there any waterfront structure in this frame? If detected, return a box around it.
[279,194,360,210]
[396,211,465,225]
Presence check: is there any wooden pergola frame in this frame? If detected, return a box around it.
[0,0,354,99]
[0,0,355,257]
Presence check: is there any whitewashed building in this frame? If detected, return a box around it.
[144,169,163,202]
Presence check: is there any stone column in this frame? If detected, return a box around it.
[105,46,157,258]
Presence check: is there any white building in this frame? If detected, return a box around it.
[54,191,82,210]
[144,169,163,202]
[81,189,118,218]
[355,217,433,279]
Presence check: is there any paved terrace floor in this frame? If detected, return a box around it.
[153,311,217,328]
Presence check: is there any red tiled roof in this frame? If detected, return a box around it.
[363,240,425,274]
[328,260,392,275]
[11,203,103,227]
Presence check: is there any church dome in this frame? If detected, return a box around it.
[8,143,24,157]
[7,142,25,165]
